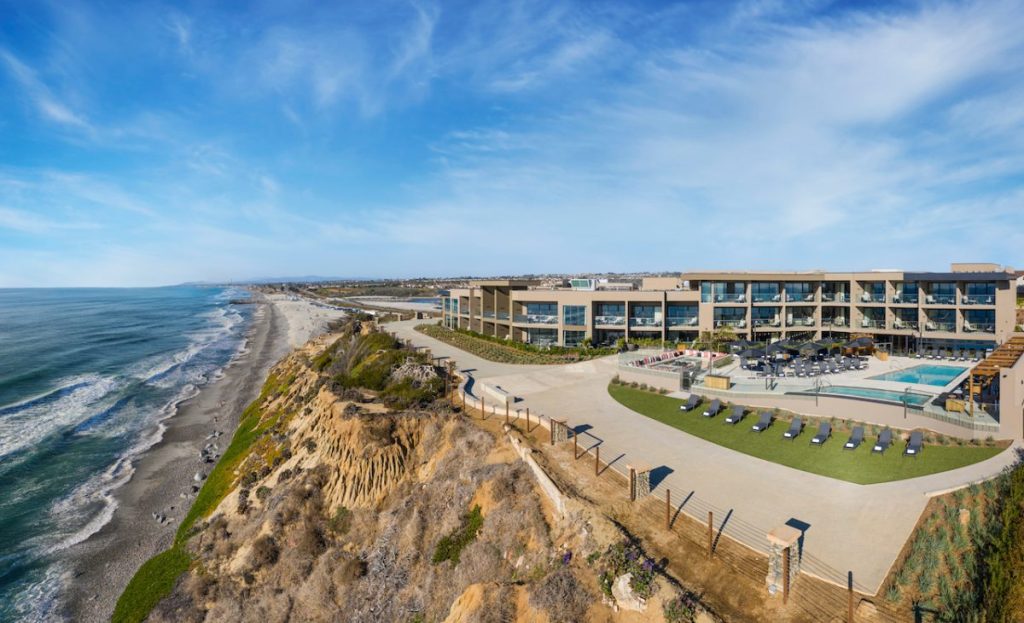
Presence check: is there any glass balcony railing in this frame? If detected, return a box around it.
[860,317,884,328]
[786,293,816,303]
[892,320,919,330]
[924,321,955,332]
[752,293,782,303]
[714,319,747,328]
[891,294,919,304]
[497,311,509,320]
[962,295,995,305]
[963,322,995,333]
[481,311,495,318]
[667,316,698,328]
[514,314,558,325]
[859,293,885,303]
[594,315,626,326]
[821,293,850,303]
[822,317,848,327]
[752,318,782,328]
[629,317,663,328]
[925,294,956,305]
[714,293,746,303]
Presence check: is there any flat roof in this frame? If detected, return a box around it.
[468,279,541,287]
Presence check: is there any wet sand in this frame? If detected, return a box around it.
[63,294,289,622]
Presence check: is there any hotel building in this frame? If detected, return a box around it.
[440,264,1019,353]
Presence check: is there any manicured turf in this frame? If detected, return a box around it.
[608,384,1006,485]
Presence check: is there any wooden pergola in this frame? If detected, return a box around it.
[968,336,1024,402]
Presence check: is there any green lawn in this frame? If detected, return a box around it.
[608,384,1005,485]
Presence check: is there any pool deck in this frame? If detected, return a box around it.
[390,320,1019,595]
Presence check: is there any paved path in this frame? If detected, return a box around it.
[391,321,1020,593]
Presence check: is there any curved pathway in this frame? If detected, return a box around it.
[391,320,1020,593]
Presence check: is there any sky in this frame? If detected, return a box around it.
[0,0,1022,287]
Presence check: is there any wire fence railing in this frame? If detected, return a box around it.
[449,367,917,622]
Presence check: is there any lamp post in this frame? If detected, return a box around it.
[903,386,911,420]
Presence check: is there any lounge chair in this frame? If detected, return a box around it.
[810,422,831,445]
[703,399,722,417]
[679,395,700,412]
[783,418,803,440]
[904,431,923,457]
[872,429,893,454]
[724,407,745,425]
[751,411,772,432]
[844,426,864,450]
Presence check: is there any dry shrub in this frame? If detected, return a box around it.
[529,568,591,623]
[250,535,279,570]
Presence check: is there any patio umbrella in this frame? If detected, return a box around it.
[798,342,826,357]
[738,347,766,358]
[845,337,874,348]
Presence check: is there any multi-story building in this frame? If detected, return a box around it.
[440,264,1018,352]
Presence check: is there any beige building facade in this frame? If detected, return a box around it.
[440,264,1018,353]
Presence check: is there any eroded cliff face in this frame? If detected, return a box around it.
[147,327,571,623]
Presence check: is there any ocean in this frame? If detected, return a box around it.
[0,286,253,621]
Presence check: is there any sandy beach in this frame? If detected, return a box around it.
[61,292,346,622]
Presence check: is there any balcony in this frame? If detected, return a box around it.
[925,294,956,305]
[752,293,782,303]
[892,320,919,331]
[594,315,626,326]
[786,293,816,303]
[924,321,955,332]
[629,317,663,328]
[891,294,919,304]
[481,311,495,319]
[786,317,816,327]
[962,295,995,305]
[667,316,699,328]
[822,317,848,327]
[752,318,782,328]
[963,322,995,333]
[821,293,849,303]
[497,311,510,321]
[513,314,558,325]
[714,293,746,303]
[860,317,884,329]
[859,293,885,304]
[714,319,747,329]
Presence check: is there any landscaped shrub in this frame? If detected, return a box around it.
[594,541,658,601]
[663,593,698,622]
[415,324,616,364]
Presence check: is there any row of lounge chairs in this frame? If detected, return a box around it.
[914,349,983,362]
[679,396,924,455]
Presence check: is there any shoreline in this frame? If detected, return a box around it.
[62,292,290,622]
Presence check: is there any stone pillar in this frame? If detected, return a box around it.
[551,419,569,444]
[627,463,652,500]
[766,525,802,598]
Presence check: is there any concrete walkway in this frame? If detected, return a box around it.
[390,320,1020,593]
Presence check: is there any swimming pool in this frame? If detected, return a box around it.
[868,365,967,387]
[789,385,932,407]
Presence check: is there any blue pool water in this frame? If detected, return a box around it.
[868,365,967,387]
[791,385,932,407]
[0,287,252,621]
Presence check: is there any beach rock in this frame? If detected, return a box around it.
[194,472,206,482]
[611,573,646,612]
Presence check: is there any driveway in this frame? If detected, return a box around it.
[390,320,1019,593]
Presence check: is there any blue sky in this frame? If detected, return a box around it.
[0,0,1022,286]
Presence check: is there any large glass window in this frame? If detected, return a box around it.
[859,307,885,328]
[821,282,849,303]
[927,283,956,305]
[963,283,995,305]
[595,303,626,325]
[629,304,662,328]
[752,307,781,327]
[859,282,885,303]
[713,307,746,328]
[925,309,955,331]
[785,282,814,302]
[893,282,918,304]
[563,330,587,347]
[893,308,918,330]
[526,328,558,345]
[964,310,995,333]
[518,302,557,324]
[751,282,781,303]
[702,282,746,303]
[563,305,587,326]
[666,304,698,327]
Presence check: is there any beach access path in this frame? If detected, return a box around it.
[65,293,346,622]
[390,319,1020,594]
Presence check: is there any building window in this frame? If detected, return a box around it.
[785,282,814,302]
[563,305,587,326]
[964,283,995,305]
[667,305,698,327]
[526,328,558,345]
[927,282,956,305]
[563,330,587,347]
[751,282,780,302]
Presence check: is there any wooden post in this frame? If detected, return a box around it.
[707,511,713,559]
[595,446,600,476]
[573,431,578,459]
[480,396,485,419]
[526,408,530,432]
[848,571,854,622]
[629,466,636,501]
[505,402,509,424]
[782,546,790,604]
[665,489,671,529]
